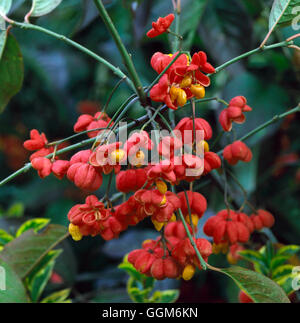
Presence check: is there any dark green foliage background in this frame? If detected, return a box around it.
[0,0,299,302]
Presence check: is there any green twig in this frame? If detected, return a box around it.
[172,188,207,270]
[0,103,169,187]
[2,18,134,91]
[146,51,185,93]
[212,40,294,75]
[102,77,127,115]
[183,189,195,235]
[93,0,147,105]
[217,104,300,155]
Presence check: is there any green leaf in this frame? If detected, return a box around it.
[28,260,55,302]
[0,258,28,303]
[272,264,295,280]
[275,271,300,295]
[118,262,144,282]
[265,242,275,267]
[128,286,152,303]
[148,290,162,303]
[277,245,300,257]
[41,288,71,303]
[119,254,154,286]
[26,249,62,286]
[238,250,269,275]
[31,0,63,17]
[0,229,14,246]
[0,0,12,15]
[219,266,290,303]
[6,202,24,218]
[0,224,68,279]
[179,0,208,50]
[16,218,50,237]
[0,30,6,58]
[269,0,298,30]
[0,17,5,31]
[0,31,24,113]
[270,255,290,271]
[159,289,179,303]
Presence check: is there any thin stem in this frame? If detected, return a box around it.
[0,163,32,187]
[226,168,257,213]
[183,189,195,236]
[91,96,139,149]
[222,165,231,212]
[259,5,294,49]
[102,172,114,205]
[288,45,300,52]
[141,106,162,131]
[102,77,127,115]
[216,98,229,106]
[157,111,175,136]
[239,105,300,142]
[208,171,240,210]
[172,0,181,52]
[93,0,147,105]
[47,127,113,146]
[168,6,183,129]
[226,168,248,198]
[211,130,225,150]
[167,30,183,42]
[146,51,185,93]
[217,105,300,155]
[146,108,160,147]
[191,99,196,150]
[173,191,207,270]
[0,104,170,187]
[1,18,135,91]
[286,33,300,42]
[212,40,294,75]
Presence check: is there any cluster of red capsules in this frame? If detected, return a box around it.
[22,13,276,281]
[204,208,275,264]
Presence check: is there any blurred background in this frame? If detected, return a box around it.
[0,0,299,302]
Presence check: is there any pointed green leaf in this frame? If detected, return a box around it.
[159,289,179,303]
[277,245,300,257]
[41,288,71,303]
[128,286,152,303]
[16,218,50,237]
[219,266,290,303]
[31,0,62,17]
[0,229,14,246]
[29,260,55,302]
[0,224,68,279]
[118,263,144,282]
[119,254,154,286]
[26,249,62,285]
[238,250,269,275]
[0,258,28,303]
[0,32,24,113]
[272,264,295,280]
[149,291,162,303]
[0,30,6,58]
[270,255,290,271]
[6,202,24,218]
[275,271,300,295]
[269,0,298,30]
